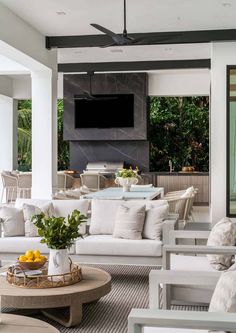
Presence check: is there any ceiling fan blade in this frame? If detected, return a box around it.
[100,42,117,48]
[90,23,118,38]
[133,33,183,45]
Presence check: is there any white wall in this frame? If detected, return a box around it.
[210,42,236,223]
[149,69,210,96]
[0,76,12,97]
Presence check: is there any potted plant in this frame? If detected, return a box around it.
[32,209,86,276]
[115,167,139,192]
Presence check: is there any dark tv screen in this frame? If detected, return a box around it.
[74,94,134,128]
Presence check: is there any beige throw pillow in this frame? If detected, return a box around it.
[113,204,146,240]
[209,270,236,312]
[142,205,169,240]
[0,206,25,236]
[207,217,236,270]
[23,203,55,237]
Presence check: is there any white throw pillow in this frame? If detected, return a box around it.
[113,204,146,240]
[142,204,169,240]
[209,270,236,313]
[207,217,236,270]
[23,203,55,237]
[0,206,25,236]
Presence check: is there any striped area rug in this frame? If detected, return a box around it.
[2,264,208,333]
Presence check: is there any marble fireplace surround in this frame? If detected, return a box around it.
[63,72,149,171]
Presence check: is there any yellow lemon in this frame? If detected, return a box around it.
[33,250,41,258]
[25,250,34,259]
[39,255,46,260]
[26,259,34,262]
[19,255,27,262]
[34,258,42,262]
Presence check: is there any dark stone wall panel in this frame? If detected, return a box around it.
[70,141,150,172]
[63,73,148,141]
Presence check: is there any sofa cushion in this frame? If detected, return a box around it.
[89,200,123,235]
[15,199,89,235]
[0,236,75,254]
[89,199,169,235]
[0,207,25,237]
[0,236,49,253]
[76,235,162,257]
[113,204,146,240]
[207,217,236,270]
[143,205,169,240]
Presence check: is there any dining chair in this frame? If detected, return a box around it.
[0,171,18,203]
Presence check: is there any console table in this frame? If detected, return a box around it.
[81,187,164,200]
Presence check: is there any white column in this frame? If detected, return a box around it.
[0,95,17,171]
[31,70,57,199]
[0,95,17,202]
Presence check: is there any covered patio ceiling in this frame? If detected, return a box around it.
[0,0,236,66]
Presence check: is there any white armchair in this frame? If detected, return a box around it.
[128,309,236,333]
[159,244,236,308]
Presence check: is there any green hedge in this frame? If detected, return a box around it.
[149,96,209,172]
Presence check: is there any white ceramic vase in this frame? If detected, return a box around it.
[48,248,71,277]
[115,177,138,192]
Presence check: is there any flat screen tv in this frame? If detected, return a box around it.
[74,94,134,128]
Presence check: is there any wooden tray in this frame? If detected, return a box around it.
[6,263,82,289]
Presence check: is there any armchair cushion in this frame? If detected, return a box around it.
[113,204,146,240]
[207,217,236,270]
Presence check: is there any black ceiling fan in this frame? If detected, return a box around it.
[90,0,181,47]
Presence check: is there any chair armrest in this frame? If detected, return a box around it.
[162,214,179,244]
[169,230,210,244]
[149,270,220,309]
[128,309,236,333]
[163,244,236,269]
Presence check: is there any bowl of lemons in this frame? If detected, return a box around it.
[18,250,47,270]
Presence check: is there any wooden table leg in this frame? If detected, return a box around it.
[41,299,83,328]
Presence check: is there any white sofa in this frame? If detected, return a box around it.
[0,198,178,266]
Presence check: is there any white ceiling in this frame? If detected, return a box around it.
[0,0,236,36]
[1,0,231,64]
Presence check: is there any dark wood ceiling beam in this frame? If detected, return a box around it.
[46,29,236,49]
[58,59,211,73]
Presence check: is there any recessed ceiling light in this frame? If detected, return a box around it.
[110,49,124,53]
[56,11,67,15]
[222,2,231,7]
[164,47,173,53]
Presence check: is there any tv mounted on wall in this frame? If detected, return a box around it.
[74,94,134,128]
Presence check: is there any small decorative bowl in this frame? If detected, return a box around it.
[17,258,47,270]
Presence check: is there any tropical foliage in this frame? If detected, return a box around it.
[149,96,209,172]
[18,100,31,171]
[17,99,69,171]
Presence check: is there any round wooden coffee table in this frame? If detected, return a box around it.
[0,266,111,327]
[0,314,59,332]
